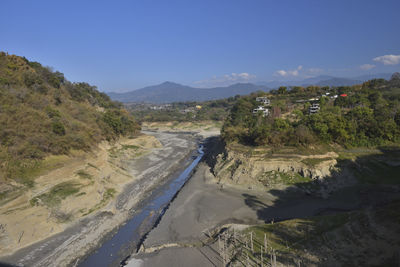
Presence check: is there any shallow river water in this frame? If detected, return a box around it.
[78,145,204,267]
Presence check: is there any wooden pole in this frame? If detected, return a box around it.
[222,235,226,267]
[260,245,263,267]
[271,252,273,267]
[250,232,254,252]
[225,233,228,265]
[233,228,236,246]
[222,239,226,266]
[245,238,249,267]
[264,233,267,254]
[219,235,221,255]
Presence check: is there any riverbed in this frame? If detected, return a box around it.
[0,131,202,267]
[78,145,204,266]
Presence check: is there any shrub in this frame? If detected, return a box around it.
[52,121,66,135]
[45,106,61,118]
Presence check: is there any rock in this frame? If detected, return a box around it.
[213,147,340,193]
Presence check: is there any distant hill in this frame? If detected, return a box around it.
[107,82,269,103]
[353,73,393,81]
[258,73,393,88]
[314,77,363,87]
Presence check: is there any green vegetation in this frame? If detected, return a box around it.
[75,169,93,180]
[222,74,400,148]
[83,187,116,215]
[301,157,332,167]
[30,181,81,207]
[354,156,400,185]
[126,97,237,122]
[231,212,353,265]
[0,52,140,185]
[0,187,22,206]
[245,212,351,253]
[258,171,313,188]
[121,144,140,150]
[108,144,145,160]
[237,200,400,266]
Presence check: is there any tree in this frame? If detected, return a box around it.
[278,86,287,94]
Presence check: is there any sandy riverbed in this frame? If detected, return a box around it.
[0,131,199,267]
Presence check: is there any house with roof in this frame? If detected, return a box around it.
[253,106,269,117]
[256,97,270,106]
[309,103,320,114]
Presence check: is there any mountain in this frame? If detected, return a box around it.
[108,82,270,103]
[109,73,395,103]
[257,76,334,88]
[257,73,393,88]
[353,73,393,81]
[314,77,363,87]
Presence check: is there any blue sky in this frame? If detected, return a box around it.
[1,0,400,91]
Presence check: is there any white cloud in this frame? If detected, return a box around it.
[274,65,303,77]
[373,54,400,65]
[360,64,376,70]
[275,70,288,76]
[194,72,256,87]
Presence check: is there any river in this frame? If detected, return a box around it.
[78,145,204,267]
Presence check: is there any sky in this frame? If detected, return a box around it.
[1,0,400,92]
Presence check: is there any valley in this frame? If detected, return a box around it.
[2,1,400,266]
[0,53,399,267]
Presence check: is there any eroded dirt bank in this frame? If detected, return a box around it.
[0,131,198,267]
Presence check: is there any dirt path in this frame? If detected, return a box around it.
[0,131,198,267]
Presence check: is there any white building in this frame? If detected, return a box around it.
[256,97,270,106]
[309,103,320,114]
[253,106,269,117]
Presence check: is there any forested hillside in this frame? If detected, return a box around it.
[127,97,237,122]
[222,74,400,148]
[0,52,139,186]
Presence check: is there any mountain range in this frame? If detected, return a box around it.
[258,73,393,88]
[108,73,394,103]
[107,82,269,103]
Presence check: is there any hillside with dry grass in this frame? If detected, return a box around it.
[0,52,140,187]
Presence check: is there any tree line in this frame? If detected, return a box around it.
[222,74,400,148]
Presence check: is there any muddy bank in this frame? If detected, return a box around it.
[129,164,361,266]
[0,131,199,267]
[129,140,400,266]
